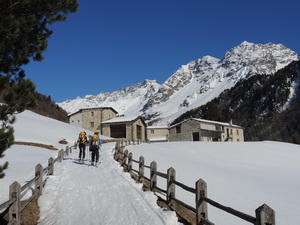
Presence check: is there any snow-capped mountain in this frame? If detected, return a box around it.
[59,41,299,125]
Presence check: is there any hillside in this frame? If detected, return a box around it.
[0,86,69,123]
[172,60,300,144]
[28,92,69,123]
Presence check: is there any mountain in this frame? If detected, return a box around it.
[59,41,299,126]
[172,60,300,143]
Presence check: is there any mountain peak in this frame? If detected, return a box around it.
[59,42,299,125]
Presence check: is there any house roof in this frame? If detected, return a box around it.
[147,126,169,129]
[101,116,146,126]
[68,107,118,117]
[169,118,243,129]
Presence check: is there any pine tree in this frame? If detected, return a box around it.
[0,0,78,178]
[200,102,224,122]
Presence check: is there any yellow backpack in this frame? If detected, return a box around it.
[79,132,86,144]
[91,135,99,150]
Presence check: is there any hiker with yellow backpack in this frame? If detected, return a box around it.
[89,132,102,166]
[77,131,88,162]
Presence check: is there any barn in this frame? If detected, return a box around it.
[101,116,147,142]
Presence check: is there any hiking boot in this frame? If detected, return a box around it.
[91,162,94,166]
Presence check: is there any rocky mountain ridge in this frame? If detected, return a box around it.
[59,41,299,125]
[172,60,300,143]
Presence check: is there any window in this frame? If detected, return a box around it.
[230,129,233,135]
[91,122,94,128]
[176,125,181,134]
[236,129,239,135]
[151,130,154,134]
[91,112,94,116]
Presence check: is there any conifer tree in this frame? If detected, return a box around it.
[0,0,78,178]
[200,102,224,122]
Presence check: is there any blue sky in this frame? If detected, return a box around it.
[24,0,300,102]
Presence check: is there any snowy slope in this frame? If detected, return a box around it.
[127,142,300,225]
[59,80,161,117]
[0,111,180,225]
[0,110,299,225]
[58,41,299,125]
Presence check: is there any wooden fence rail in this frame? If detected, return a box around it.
[114,141,275,225]
[0,144,76,225]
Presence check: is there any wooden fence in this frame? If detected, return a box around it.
[114,141,275,225]
[0,144,76,225]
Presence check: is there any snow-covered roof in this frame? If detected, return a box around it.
[169,118,243,129]
[147,126,169,129]
[192,118,243,128]
[102,116,141,124]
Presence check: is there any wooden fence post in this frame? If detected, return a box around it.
[73,142,77,153]
[65,146,70,156]
[255,204,275,225]
[167,167,176,205]
[9,181,21,225]
[139,156,144,181]
[196,179,208,224]
[35,164,43,196]
[57,149,64,162]
[113,146,119,160]
[118,147,124,162]
[128,152,133,172]
[150,161,157,192]
[122,149,128,166]
[48,157,54,175]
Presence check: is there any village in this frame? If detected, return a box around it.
[68,106,244,143]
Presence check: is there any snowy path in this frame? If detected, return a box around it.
[37,143,180,225]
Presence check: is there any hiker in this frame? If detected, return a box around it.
[77,131,88,162]
[89,132,102,166]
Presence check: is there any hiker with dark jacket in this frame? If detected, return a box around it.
[77,131,88,162]
[89,133,102,166]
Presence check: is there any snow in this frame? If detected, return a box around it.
[101,115,139,124]
[127,142,300,225]
[1,110,300,225]
[0,111,179,225]
[37,144,179,225]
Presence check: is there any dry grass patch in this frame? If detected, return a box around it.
[14,141,58,150]
[59,139,68,144]
[1,196,39,225]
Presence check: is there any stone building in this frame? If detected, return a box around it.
[101,116,147,142]
[169,118,244,142]
[68,107,118,134]
[146,126,169,142]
